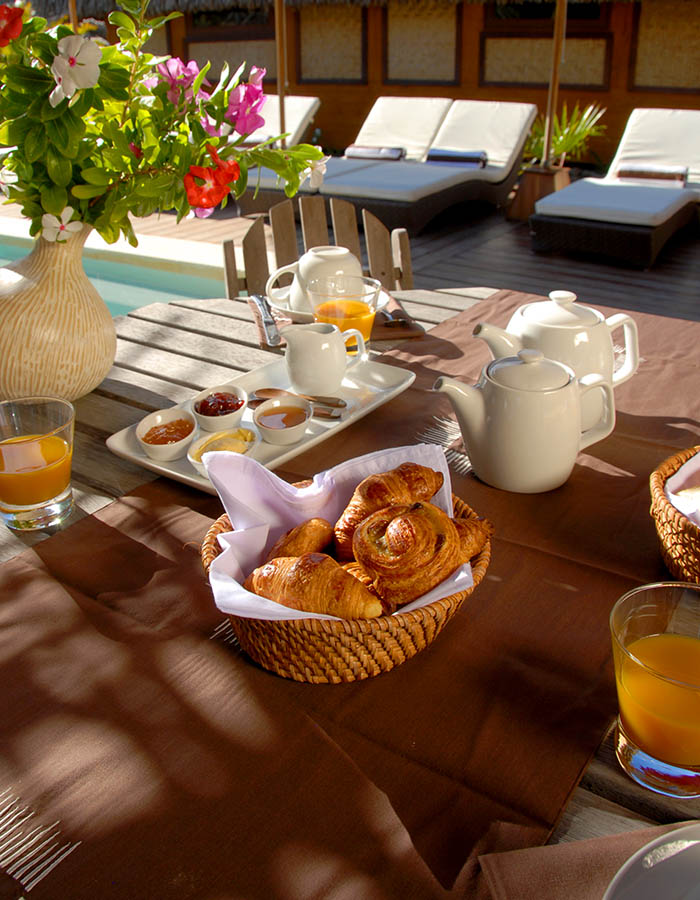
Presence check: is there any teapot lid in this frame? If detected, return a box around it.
[487,349,572,391]
[520,291,602,327]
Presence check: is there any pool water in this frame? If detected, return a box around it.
[0,242,226,317]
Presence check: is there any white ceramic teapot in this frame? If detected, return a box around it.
[433,349,615,493]
[265,246,363,315]
[281,322,366,395]
[473,291,639,430]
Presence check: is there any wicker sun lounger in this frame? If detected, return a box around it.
[530,108,700,268]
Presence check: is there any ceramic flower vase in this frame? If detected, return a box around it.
[0,225,116,402]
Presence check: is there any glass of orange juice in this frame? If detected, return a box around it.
[610,581,700,798]
[0,397,75,532]
[307,275,381,347]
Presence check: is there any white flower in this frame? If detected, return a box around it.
[0,167,17,198]
[300,155,329,190]
[49,36,101,108]
[41,207,83,242]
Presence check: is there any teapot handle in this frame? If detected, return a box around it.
[265,261,300,300]
[579,374,616,450]
[605,313,640,387]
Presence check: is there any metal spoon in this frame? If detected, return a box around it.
[252,387,347,408]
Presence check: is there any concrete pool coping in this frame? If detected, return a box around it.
[0,211,276,286]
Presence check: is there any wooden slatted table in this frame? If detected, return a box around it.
[1,286,697,859]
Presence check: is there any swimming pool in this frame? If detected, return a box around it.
[0,237,227,317]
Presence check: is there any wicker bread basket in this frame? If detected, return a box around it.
[201,494,491,683]
[650,445,700,583]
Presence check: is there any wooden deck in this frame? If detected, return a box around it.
[3,197,699,320]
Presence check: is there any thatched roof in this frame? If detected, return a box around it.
[31,0,647,20]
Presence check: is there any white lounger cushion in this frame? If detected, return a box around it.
[534,177,694,227]
[608,107,700,188]
[430,100,537,176]
[319,159,489,202]
[352,96,453,161]
[318,99,538,201]
[242,95,320,147]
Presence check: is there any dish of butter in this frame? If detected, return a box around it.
[190,428,256,461]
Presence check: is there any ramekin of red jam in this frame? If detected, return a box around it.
[191,385,248,431]
[136,409,197,461]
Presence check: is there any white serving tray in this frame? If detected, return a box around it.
[106,356,415,494]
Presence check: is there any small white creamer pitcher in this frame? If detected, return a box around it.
[281,322,366,395]
[266,246,362,315]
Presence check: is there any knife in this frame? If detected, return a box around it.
[251,294,282,347]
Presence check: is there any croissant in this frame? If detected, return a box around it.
[264,517,333,562]
[454,516,494,560]
[341,560,393,614]
[243,553,383,619]
[334,462,444,560]
[352,501,473,610]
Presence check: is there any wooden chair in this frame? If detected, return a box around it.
[223,196,414,299]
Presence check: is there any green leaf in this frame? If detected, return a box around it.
[71,183,107,199]
[108,10,136,32]
[98,63,131,99]
[24,127,48,164]
[40,184,68,216]
[46,147,73,187]
[80,166,111,186]
[3,64,52,93]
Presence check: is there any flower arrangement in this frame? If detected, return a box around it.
[0,0,326,245]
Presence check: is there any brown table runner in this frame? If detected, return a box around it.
[1,290,699,897]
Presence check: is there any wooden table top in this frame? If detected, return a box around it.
[1,286,697,861]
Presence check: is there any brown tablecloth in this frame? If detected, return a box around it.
[1,290,698,898]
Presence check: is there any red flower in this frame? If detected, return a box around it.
[128,142,143,160]
[183,143,240,210]
[0,5,23,47]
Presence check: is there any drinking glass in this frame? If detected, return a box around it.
[610,581,700,798]
[0,396,75,531]
[308,274,381,345]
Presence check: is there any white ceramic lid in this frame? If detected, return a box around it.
[487,349,571,391]
[520,290,602,327]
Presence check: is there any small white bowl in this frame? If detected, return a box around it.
[253,397,312,445]
[187,426,260,478]
[136,407,197,461]
[191,384,248,432]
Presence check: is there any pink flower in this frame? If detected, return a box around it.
[225,66,266,137]
[157,58,208,107]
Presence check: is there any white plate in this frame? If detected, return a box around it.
[603,823,700,900]
[106,356,415,495]
[267,287,392,324]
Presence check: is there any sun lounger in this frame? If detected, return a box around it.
[530,108,700,267]
[316,99,537,233]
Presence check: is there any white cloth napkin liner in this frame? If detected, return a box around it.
[205,443,474,620]
[665,451,700,526]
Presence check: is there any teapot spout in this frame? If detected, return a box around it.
[433,376,485,446]
[472,322,522,359]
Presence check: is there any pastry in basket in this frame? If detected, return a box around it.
[243,552,383,619]
[352,501,488,611]
[341,560,390,612]
[455,516,495,560]
[334,462,445,560]
[264,517,333,562]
